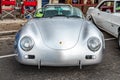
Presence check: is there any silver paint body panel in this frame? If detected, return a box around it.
[15,4,105,66]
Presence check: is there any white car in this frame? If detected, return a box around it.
[86,0,120,47]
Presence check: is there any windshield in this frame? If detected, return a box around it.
[41,5,83,18]
[116,1,120,12]
[71,7,83,18]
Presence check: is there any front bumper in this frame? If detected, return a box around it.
[15,49,103,66]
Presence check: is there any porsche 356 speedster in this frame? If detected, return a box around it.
[14,4,105,68]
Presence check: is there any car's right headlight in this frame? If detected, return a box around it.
[20,36,34,51]
[87,37,101,52]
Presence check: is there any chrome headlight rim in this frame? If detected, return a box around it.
[87,37,101,52]
[20,36,34,51]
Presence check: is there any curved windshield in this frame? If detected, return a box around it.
[39,5,83,18]
[69,7,83,18]
[34,5,84,18]
[43,5,72,17]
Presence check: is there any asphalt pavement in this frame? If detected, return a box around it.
[0,30,120,80]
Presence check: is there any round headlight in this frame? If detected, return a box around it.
[87,37,101,52]
[20,36,34,51]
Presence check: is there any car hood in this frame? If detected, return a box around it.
[36,18,84,50]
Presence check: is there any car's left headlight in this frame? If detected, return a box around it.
[20,36,34,51]
[87,37,101,52]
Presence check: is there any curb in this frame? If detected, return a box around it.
[0,19,27,24]
[0,30,18,36]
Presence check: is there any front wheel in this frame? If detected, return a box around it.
[118,33,120,48]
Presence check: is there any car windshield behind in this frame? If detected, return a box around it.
[116,1,120,12]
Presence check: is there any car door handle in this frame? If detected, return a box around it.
[111,24,114,27]
[97,13,100,15]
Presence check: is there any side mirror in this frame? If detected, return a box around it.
[106,9,111,13]
[89,7,95,10]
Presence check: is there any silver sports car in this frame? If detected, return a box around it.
[14,4,105,68]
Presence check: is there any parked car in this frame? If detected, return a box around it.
[86,0,120,47]
[14,4,105,68]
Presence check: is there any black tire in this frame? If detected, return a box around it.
[118,33,120,48]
